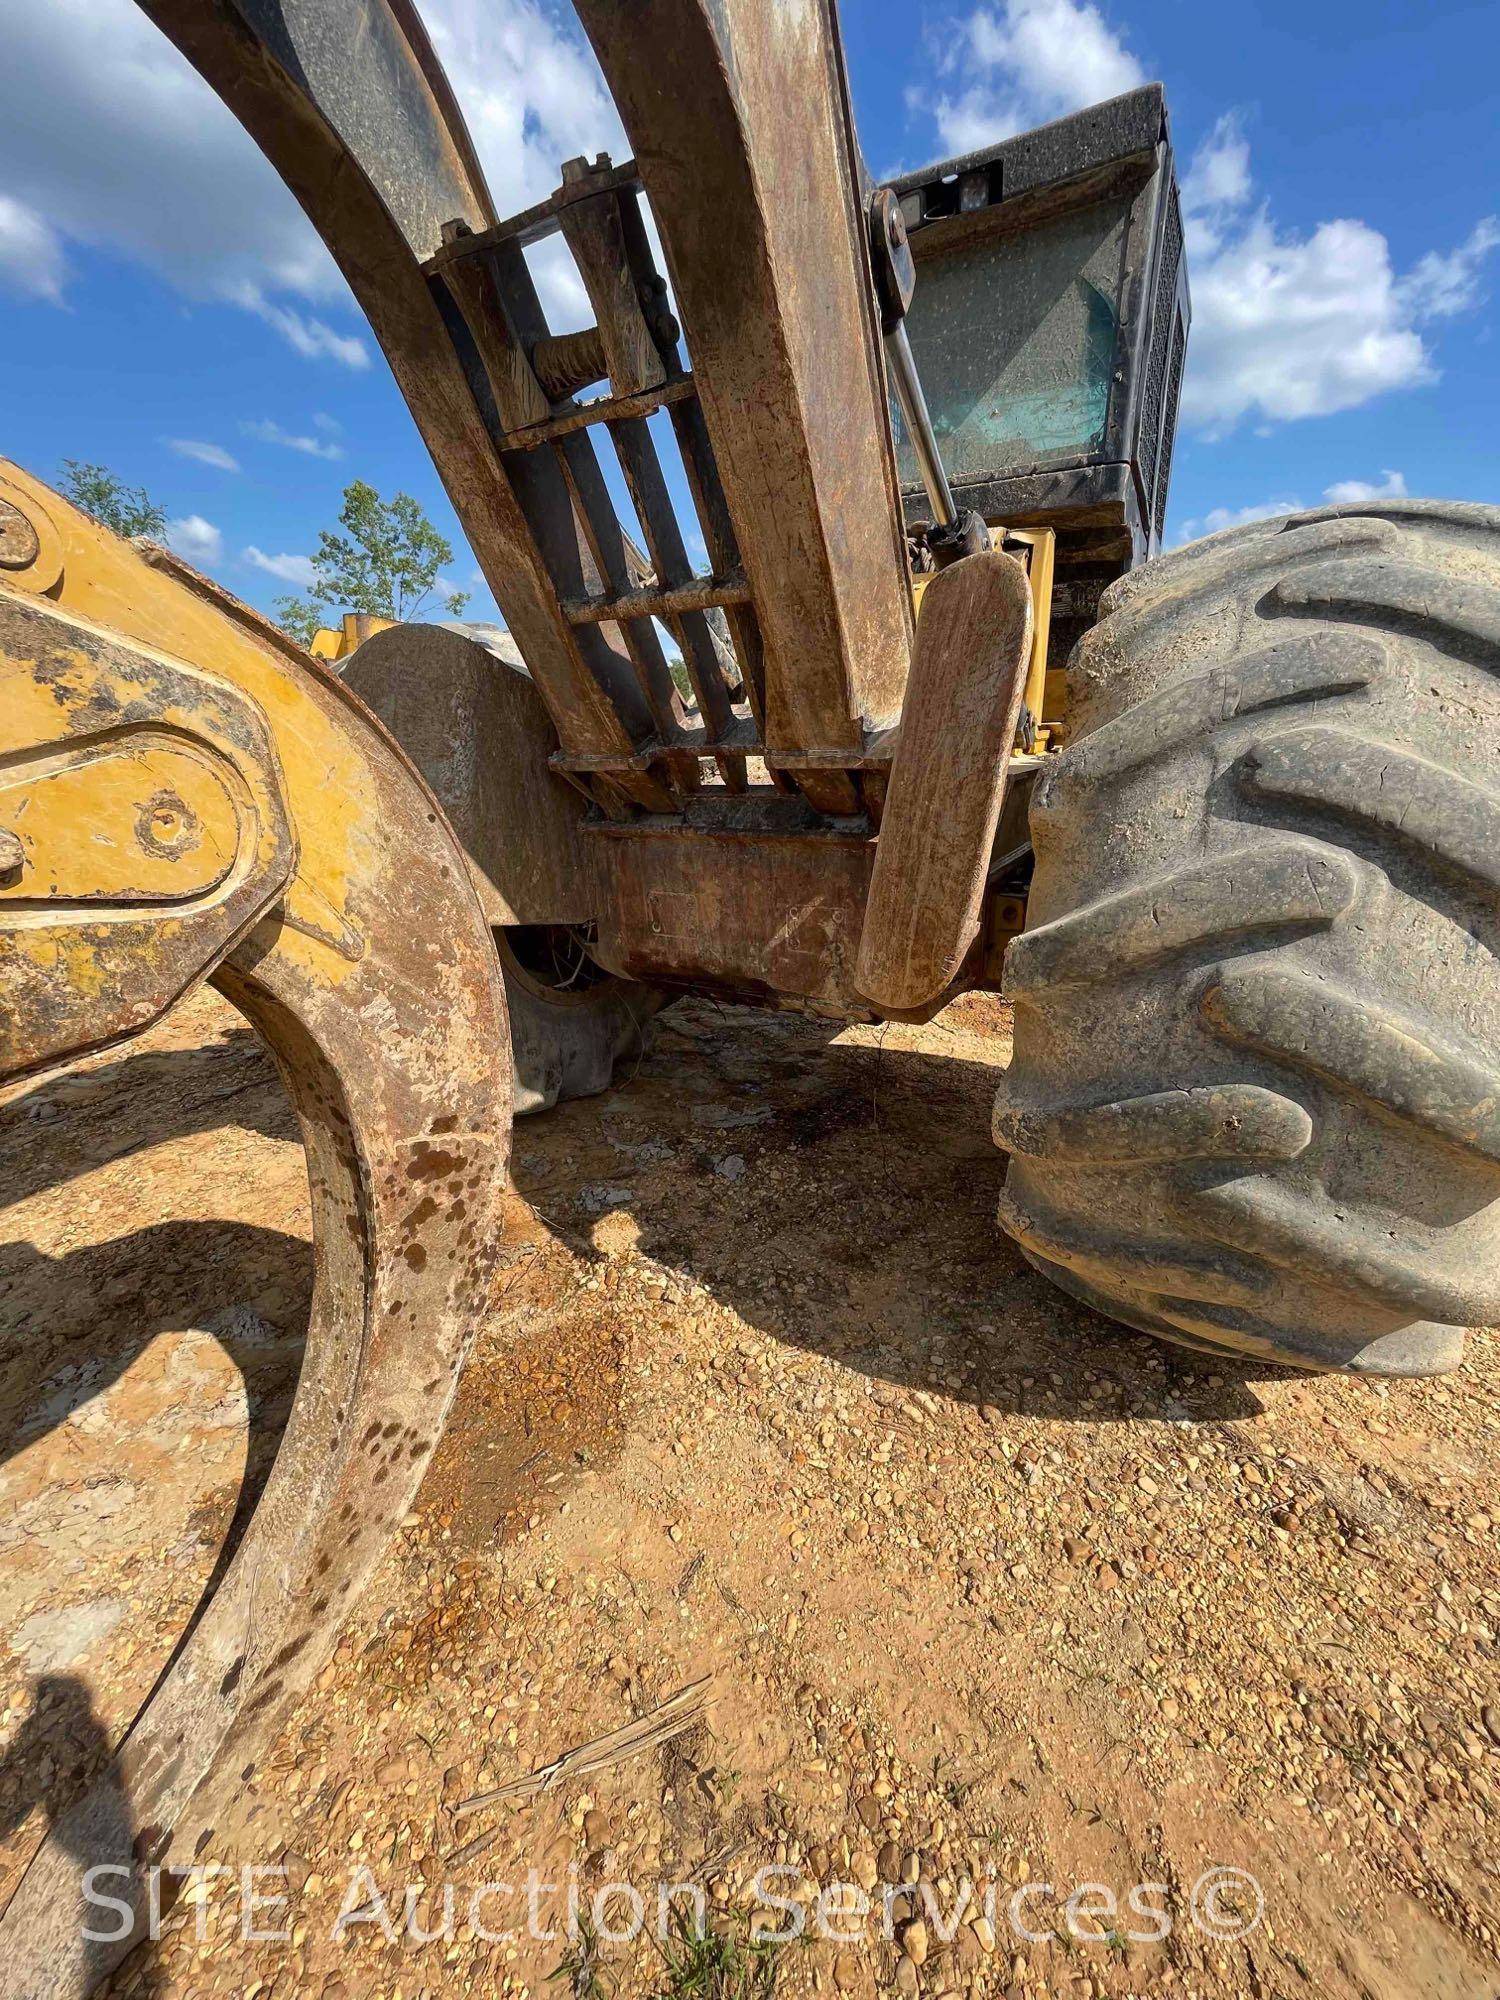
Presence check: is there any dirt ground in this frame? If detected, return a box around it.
[0,984,1496,2000]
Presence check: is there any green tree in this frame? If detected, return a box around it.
[274,479,469,643]
[58,460,167,540]
[272,595,326,648]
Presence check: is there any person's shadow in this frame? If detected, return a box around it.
[0,1676,163,1996]
[0,1219,311,1993]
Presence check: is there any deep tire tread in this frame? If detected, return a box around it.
[1003,841,1358,997]
[1034,631,1380,800]
[1267,557,1500,667]
[997,500,1500,1375]
[1191,1176,1500,1327]
[992,1082,1312,1167]
[995,1187,1269,1307]
[1200,963,1500,1165]
[1240,725,1500,895]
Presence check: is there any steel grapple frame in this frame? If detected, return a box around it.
[78,0,1191,1039]
[130,0,1100,1025]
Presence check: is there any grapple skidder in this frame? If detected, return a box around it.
[3,1,1498,1987]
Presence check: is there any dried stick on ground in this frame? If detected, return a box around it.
[445,1677,714,1864]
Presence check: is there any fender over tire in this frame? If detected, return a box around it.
[344,623,669,1116]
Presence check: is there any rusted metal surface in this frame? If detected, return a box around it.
[437,221,551,432]
[135,0,910,819]
[574,0,915,755]
[231,0,489,257]
[423,153,645,262]
[455,163,758,807]
[111,3,1049,1026]
[531,324,610,402]
[502,373,698,450]
[0,469,511,1998]
[555,159,668,400]
[667,397,771,736]
[857,551,1033,1012]
[342,621,602,926]
[609,414,746,789]
[562,571,753,627]
[552,428,687,753]
[441,220,683,789]
[589,814,878,1016]
[135,0,639,776]
[584,783,1008,1019]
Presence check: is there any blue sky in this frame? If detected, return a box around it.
[3,0,1497,628]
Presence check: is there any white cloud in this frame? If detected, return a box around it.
[243,547,317,588]
[242,418,345,461]
[167,438,239,473]
[1399,219,1500,320]
[0,0,348,345]
[1179,114,1251,251]
[0,192,68,301]
[1176,496,1302,543]
[1185,216,1431,430]
[917,0,1145,157]
[1176,468,1412,542]
[1323,469,1407,504]
[1182,115,1500,433]
[422,0,625,327]
[0,0,619,353]
[428,0,621,191]
[233,290,369,369]
[166,514,223,565]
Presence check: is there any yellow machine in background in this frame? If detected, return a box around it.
[307,610,395,661]
[915,526,1059,755]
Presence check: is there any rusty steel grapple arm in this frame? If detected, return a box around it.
[134,0,916,819]
[0,465,512,1996]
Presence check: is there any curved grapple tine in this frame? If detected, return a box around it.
[0,468,511,1996]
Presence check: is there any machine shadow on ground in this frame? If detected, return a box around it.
[0,1035,293,1210]
[0,996,1279,1473]
[0,1225,308,1484]
[506,1002,1283,1428]
[0,987,1386,1999]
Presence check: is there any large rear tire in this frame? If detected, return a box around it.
[994,501,1500,1375]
